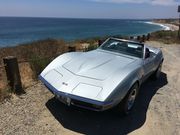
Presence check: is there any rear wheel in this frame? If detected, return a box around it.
[116,83,139,115]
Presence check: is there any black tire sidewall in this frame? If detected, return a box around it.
[152,62,163,80]
[117,83,139,115]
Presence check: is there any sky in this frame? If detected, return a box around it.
[0,0,179,19]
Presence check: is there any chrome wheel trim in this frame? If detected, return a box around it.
[127,88,137,111]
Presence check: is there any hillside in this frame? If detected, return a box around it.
[0,41,180,135]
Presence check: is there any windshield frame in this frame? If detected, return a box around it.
[99,38,144,58]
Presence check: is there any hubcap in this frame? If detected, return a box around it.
[127,88,137,111]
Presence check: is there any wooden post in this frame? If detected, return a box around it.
[178,5,180,39]
[178,14,180,39]
[142,35,146,42]
[98,40,103,47]
[137,36,141,41]
[129,36,134,40]
[3,56,23,94]
[147,33,151,40]
[68,46,76,52]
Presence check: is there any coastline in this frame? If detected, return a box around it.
[0,18,170,48]
[161,23,179,31]
[0,19,178,50]
[151,19,179,31]
[145,21,170,30]
[145,21,179,31]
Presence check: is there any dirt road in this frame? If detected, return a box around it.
[0,41,180,135]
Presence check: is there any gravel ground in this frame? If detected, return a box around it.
[0,41,180,135]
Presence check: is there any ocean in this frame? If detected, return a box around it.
[0,17,166,47]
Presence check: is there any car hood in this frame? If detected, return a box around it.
[62,50,137,80]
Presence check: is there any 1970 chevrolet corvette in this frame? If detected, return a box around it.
[39,38,163,114]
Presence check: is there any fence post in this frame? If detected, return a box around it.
[147,33,151,40]
[3,56,23,94]
[68,46,76,52]
[142,35,146,42]
[98,40,104,47]
[129,36,134,40]
[137,36,141,42]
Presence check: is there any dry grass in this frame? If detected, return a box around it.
[0,39,68,64]
[29,55,52,79]
[150,30,180,44]
[0,39,68,101]
[0,87,11,102]
[19,62,34,88]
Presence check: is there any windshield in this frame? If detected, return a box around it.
[100,38,144,58]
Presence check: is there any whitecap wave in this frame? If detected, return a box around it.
[144,21,170,31]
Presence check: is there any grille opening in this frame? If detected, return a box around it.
[71,99,102,110]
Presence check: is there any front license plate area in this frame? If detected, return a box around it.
[56,95,71,106]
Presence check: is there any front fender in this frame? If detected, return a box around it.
[105,67,142,105]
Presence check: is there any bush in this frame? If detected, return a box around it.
[85,44,98,51]
[150,30,180,44]
[0,38,68,65]
[29,54,51,79]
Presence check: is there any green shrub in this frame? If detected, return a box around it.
[29,54,51,79]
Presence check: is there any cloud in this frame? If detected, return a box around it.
[89,0,179,6]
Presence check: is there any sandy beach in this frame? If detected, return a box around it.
[151,20,179,31]
[163,23,179,31]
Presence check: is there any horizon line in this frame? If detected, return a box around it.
[0,15,178,20]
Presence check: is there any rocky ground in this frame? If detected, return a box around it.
[0,41,180,135]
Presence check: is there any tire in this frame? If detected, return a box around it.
[116,83,139,115]
[152,62,162,80]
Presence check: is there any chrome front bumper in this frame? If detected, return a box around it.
[39,75,114,111]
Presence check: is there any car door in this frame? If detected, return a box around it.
[143,48,155,81]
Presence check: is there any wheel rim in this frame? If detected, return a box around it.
[127,88,137,111]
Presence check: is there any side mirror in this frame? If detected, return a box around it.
[145,48,150,59]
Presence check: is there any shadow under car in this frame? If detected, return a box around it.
[46,72,168,135]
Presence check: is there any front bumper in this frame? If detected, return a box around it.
[39,75,114,111]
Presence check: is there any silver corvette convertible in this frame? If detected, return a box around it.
[39,38,163,114]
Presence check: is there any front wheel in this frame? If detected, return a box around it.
[116,83,139,115]
[152,62,162,80]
